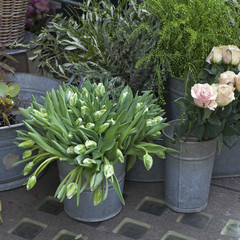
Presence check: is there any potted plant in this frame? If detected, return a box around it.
[138,0,240,119]
[163,63,240,212]
[197,45,240,177]
[0,51,61,191]
[29,0,164,95]
[14,80,175,222]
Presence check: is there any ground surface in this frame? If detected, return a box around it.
[0,162,240,240]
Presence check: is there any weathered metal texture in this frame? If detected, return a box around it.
[163,120,217,213]
[58,161,126,222]
[0,73,61,191]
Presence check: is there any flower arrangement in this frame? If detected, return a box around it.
[25,0,55,34]
[174,45,240,149]
[14,80,174,206]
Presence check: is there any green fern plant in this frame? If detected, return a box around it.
[138,0,240,80]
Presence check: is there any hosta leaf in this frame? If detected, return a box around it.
[6,84,21,97]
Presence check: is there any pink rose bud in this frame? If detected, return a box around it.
[219,71,236,86]
[235,73,240,92]
[191,83,218,110]
[215,84,235,107]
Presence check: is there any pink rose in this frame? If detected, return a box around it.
[191,83,218,110]
[235,73,240,92]
[215,84,235,107]
[219,71,236,86]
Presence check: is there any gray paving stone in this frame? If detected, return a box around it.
[0,163,240,240]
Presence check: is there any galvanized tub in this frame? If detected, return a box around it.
[58,161,126,222]
[0,73,61,191]
[213,138,240,178]
[168,77,185,120]
[126,140,165,182]
[163,120,217,213]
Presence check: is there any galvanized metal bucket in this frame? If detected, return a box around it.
[58,161,126,222]
[163,120,217,213]
[126,139,165,182]
[213,137,240,178]
[168,77,185,120]
[0,73,61,191]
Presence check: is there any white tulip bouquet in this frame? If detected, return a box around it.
[14,80,175,206]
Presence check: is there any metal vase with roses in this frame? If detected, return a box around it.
[162,56,239,212]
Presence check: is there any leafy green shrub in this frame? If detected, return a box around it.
[30,0,164,95]
[138,0,240,79]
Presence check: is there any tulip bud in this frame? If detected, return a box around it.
[94,111,102,120]
[108,118,115,125]
[33,109,47,118]
[82,158,96,167]
[18,140,35,148]
[96,83,105,97]
[143,107,149,113]
[85,140,97,149]
[120,92,128,105]
[74,144,87,154]
[136,102,143,112]
[69,93,78,106]
[82,87,89,97]
[157,151,165,158]
[66,182,78,199]
[22,162,34,176]
[93,188,102,206]
[81,106,87,116]
[57,184,66,200]
[67,146,75,154]
[117,149,124,163]
[143,153,153,171]
[26,175,37,190]
[23,150,32,159]
[86,122,95,129]
[75,118,83,126]
[104,163,114,178]
[146,119,153,127]
[98,123,109,134]
[153,116,163,124]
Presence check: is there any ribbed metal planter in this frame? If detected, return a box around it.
[163,120,217,213]
[168,77,185,120]
[0,73,61,191]
[126,140,165,182]
[213,138,240,178]
[58,161,126,222]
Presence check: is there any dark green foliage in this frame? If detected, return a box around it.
[138,0,240,79]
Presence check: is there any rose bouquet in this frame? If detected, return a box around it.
[174,45,240,149]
